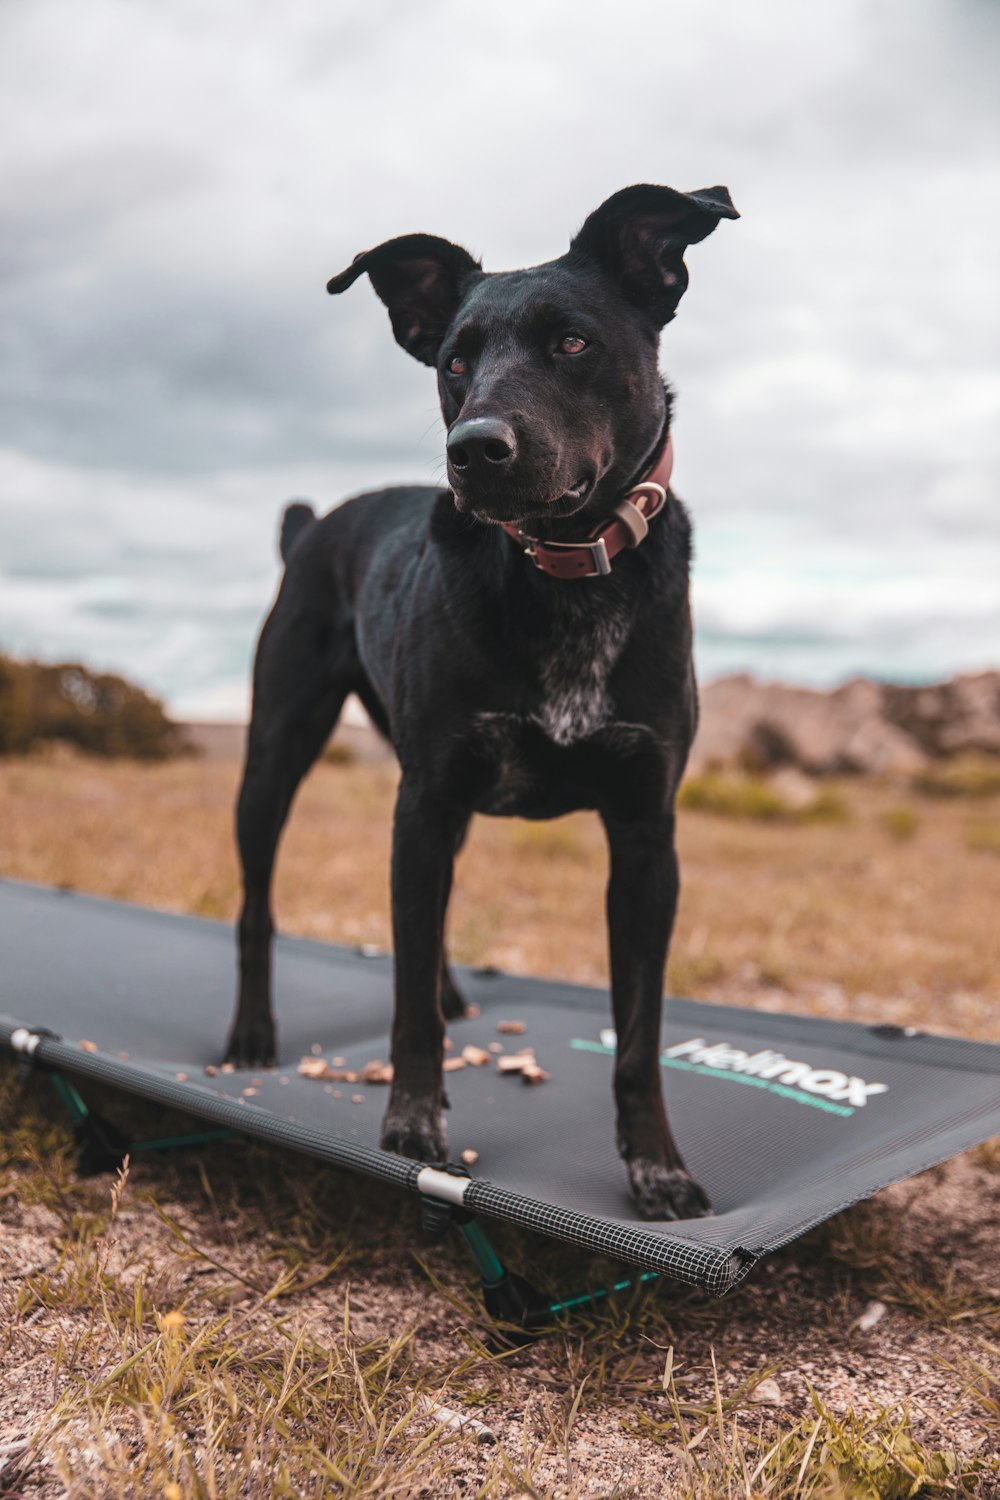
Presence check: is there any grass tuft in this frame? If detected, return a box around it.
[972,1137,1000,1172]
[680,772,790,821]
[322,739,357,766]
[756,1391,996,1498]
[679,772,849,824]
[881,805,920,841]
[509,819,587,861]
[913,758,1000,800]
[966,821,1000,857]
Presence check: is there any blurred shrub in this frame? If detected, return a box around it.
[0,653,183,760]
[679,771,848,823]
[881,806,920,841]
[806,787,851,824]
[509,819,586,861]
[680,771,786,820]
[966,821,1000,856]
[322,739,357,766]
[912,758,1000,799]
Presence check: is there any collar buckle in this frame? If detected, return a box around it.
[519,532,612,577]
[503,430,673,580]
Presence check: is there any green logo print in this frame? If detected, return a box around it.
[570,1035,888,1118]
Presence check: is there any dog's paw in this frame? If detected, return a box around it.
[628,1158,713,1222]
[222,1018,277,1070]
[380,1098,448,1163]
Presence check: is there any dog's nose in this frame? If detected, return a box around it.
[447,417,517,474]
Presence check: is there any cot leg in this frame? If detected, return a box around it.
[44,1072,232,1175]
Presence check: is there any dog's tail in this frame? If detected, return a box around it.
[279,500,316,563]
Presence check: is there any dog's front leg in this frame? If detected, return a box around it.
[602,811,712,1221]
[381,777,464,1162]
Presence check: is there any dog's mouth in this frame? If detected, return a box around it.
[455,475,594,527]
[554,478,591,510]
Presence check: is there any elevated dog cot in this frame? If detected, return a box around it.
[2,880,999,1331]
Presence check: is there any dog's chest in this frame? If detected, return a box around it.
[536,609,629,744]
[467,601,639,818]
[533,602,631,746]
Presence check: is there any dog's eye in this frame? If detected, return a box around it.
[560,335,588,356]
[447,354,468,375]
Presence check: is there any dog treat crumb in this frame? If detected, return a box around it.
[361,1060,394,1084]
[243,1086,258,1097]
[496,1050,536,1074]
[221,1062,236,1074]
[854,1299,888,1334]
[203,1064,218,1076]
[496,1020,526,1035]
[521,1063,550,1085]
[79,1039,98,1052]
[749,1377,784,1406]
[298,1056,329,1079]
[460,1148,479,1166]
[444,1036,453,1051]
[333,1089,342,1099]
[329,1069,359,1083]
[175,1072,188,1082]
[461,1045,491,1067]
[118,1051,129,1061]
[351,1093,364,1104]
[465,1004,481,1019]
[488,1042,504,1054]
[332,1056,347,1067]
[443,1056,467,1072]
[310,1043,323,1056]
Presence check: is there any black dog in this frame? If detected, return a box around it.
[225,183,738,1221]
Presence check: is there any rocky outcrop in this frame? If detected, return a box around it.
[881,675,1000,759]
[691,671,1000,776]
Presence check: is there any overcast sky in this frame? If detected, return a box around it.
[1,0,998,717]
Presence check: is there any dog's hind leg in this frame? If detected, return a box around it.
[602,809,712,1221]
[224,597,353,1068]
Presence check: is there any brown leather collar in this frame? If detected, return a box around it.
[500,432,675,579]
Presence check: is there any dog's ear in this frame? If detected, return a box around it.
[327,233,482,366]
[569,184,738,326]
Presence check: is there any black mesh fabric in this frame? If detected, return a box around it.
[2,881,998,1293]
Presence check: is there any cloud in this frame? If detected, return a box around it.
[0,0,998,711]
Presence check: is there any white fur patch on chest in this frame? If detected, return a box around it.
[534,607,631,746]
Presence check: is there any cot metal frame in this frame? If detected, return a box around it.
[5,1024,688,1338]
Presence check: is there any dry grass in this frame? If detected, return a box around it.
[2,1069,998,1498]
[1,746,999,1496]
[913,758,1000,801]
[966,821,1000,858]
[879,806,920,842]
[677,770,848,825]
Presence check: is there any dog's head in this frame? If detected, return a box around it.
[328,185,738,528]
